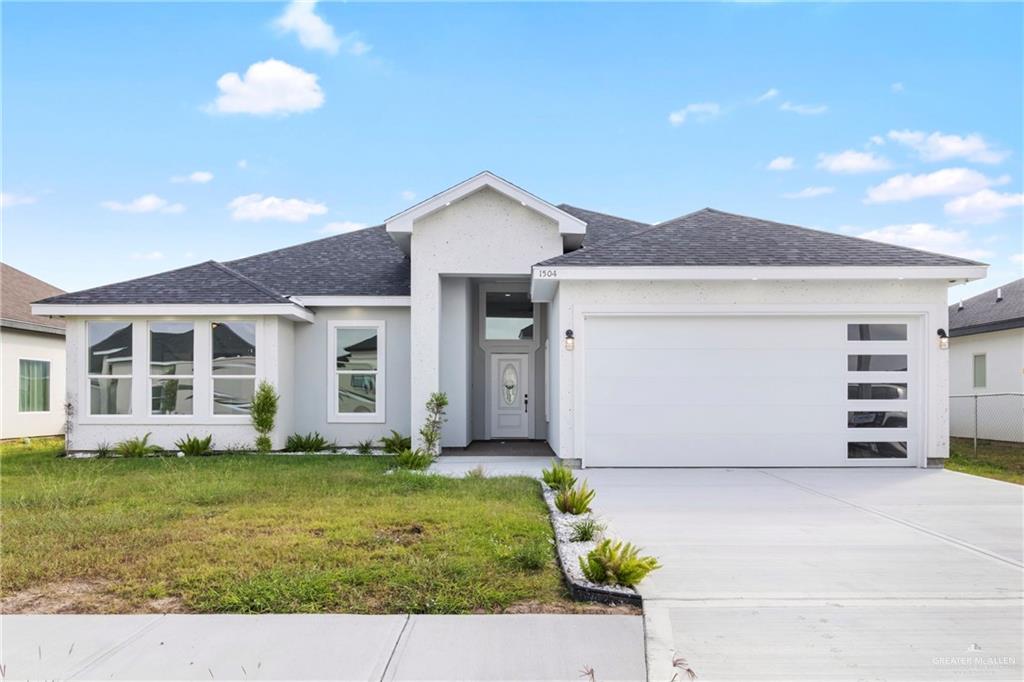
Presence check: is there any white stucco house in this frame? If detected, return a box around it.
[948,278,1024,442]
[2,263,67,439]
[33,172,988,467]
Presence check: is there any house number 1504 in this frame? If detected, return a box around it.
[536,269,558,278]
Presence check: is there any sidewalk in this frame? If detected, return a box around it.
[1,613,645,681]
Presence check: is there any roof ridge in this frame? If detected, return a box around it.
[224,224,391,266]
[34,260,228,305]
[666,208,987,267]
[551,207,713,261]
[557,203,651,226]
[209,261,290,303]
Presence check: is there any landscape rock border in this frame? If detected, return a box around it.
[542,489,642,607]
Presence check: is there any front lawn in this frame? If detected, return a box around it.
[0,438,578,614]
[946,437,1024,485]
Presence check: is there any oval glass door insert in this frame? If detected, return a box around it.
[502,364,518,406]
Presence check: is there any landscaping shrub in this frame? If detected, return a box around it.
[114,433,162,457]
[579,539,660,587]
[285,432,332,452]
[395,448,434,470]
[418,392,448,456]
[464,465,487,479]
[554,481,596,515]
[380,430,412,454]
[356,439,375,455]
[541,462,576,491]
[250,380,279,452]
[94,441,112,458]
[175,434,214,456]
[569,517,605,542]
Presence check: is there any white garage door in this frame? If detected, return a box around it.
[582,315,919,467]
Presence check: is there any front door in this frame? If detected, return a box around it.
[490,353,530,439]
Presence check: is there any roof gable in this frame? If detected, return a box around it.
[385,171,587,253]
[539,208,987,268]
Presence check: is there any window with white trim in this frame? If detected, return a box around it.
[973,354,987,389]
[211,321,256,415]
[87,321,133,415]
[149,322,194,415]
[19,359,50,412]
[329,321,385,422]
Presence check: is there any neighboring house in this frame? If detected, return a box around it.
[1,263,67,439]
[948,278,1024,442]
[33,172,987,467]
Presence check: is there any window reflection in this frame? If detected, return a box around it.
[847,383,907,400]
[848,442,908,459]
[485,292,533,340]
[848,411,908,428]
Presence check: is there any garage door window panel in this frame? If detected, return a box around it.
[847,324,908,341]
[847,354,908,372]
[848,441,908,459]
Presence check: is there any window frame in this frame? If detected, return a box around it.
[18,358,51,413]
[148,321,196,417]
[210,320,258,418]
[972,353,987,389]
[85,320,134,417]
[327,319,386,424]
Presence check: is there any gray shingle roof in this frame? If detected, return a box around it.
[538,208,986,268]
[557,204,650,246]
[948,278,1024,337]
[226,225,410,297]
[37,261,290,305]
[36,204,984,307]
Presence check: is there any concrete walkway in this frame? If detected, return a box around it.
[1,613,645,681]
[584,467,1023,681]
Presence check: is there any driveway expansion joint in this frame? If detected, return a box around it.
[756,468,1024,570]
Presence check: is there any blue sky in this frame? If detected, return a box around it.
[3,1,1021,301]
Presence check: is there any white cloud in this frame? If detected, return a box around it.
[783,186,835,199]
[400,190,417,201]
[130,251,164,261]
[816,150,891,174]
[318,220,368,235]
[779,101,827,115]
[767,156,795,171]
[0,192,37,208]
[171,171,213,184]
[345,37,372,56]
[868,135,886,146]
[865,168,1008,203]
[101,194,185,214]
[887,129,1009,164]
[944,189,1024,224]
[668,102,721,126]
[890,82,905,93]
[274,0,340,54]
[857,223,992,260]
[228,193,327,222]
[1009,253,1024,264]
[209,59,324,116]
[755,88,779,103]
[237,159,249,169]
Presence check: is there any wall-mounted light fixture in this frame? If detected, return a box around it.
[937,328,949,350]
[564,329,575,351]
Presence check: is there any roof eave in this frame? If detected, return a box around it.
[31,302,315,323]
[950,317,1024,338]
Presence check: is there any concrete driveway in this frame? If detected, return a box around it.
[585,467,1023,681]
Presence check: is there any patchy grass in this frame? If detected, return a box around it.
[946,437,1024,485]
[0,438,579,614]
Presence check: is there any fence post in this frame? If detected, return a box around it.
[973,394,978,457]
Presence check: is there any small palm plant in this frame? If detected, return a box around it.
[175,434,213,456]
[395,448,434,470]
[380,430,412,454]
[579,539,661,587]
[541,462,577,491]
[555,481,596,515]
[114,433,163,457]
[356,439,374,455]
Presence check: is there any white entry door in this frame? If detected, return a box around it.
[490,353,530,438]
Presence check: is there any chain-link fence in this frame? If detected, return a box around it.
[950,393,1024,444]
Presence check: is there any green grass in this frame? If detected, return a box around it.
[0,438,572,613]
[946,437,1024,485]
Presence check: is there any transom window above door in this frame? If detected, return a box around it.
[485,292,534,340]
